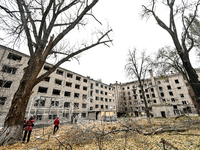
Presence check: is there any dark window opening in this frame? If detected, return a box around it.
[7,53,22,61]
[167,85,171,90]
[96,96,99,100]
[56,69,63,75]
[55,79,62,85]
[52,89,60,95]
[74,93,79,98]
[175,79,179,84]
[44,65,50,70]
[152,94,155,98]
[36,115,42,120]
[74,103,79,108]
[160,93,164,97]
[63,113,69,118]
[75,84,80,89]
[96,83,99,86]
[64,102,70,108]
[180,94,184,97]
[51,101,59,106]
[90,91,93,96]
[81,113,86,118]
[2,65,17,74]
[153,100,157,103]
[101,97,104,101]
[157,81,161,84]
[159,87,163,91]
[169,91,173,96]
[34,99,46,106]
[67,73,73,78]
[66,82,72,87]
[105,98,108,102]
[38,87,48,93]
[101,85,103,88]
[83,79,87,83]
[76,76,81,81]
[146,94,150,98]
[91,83,93,89]
[82,103,87,108]
[177,87,181,89]
[173,105,177,109]
[0,97,7,105]
[95,105,99,108]
[90,107,93,110]
[64,91,71,97]
[83,86,87,91]
[162,99,166,103]
[151,88,154,92]
[105,105,108,109]
[101,105,104,109]
[0,80,12,88]
[105,92,108,95]
[82,94,87,100]
[101,91,103,94]
[96,89,99,93]
[171,98,175,102]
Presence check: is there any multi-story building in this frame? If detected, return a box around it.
[0,45,117,126]
[0,45,198,127]
[112,69,198,118]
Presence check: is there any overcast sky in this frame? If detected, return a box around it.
[0,0,199,85]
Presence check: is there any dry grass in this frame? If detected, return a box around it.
[1,116,200,150]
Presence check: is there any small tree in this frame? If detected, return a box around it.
[0,0,112,145]
[124,48,152,123]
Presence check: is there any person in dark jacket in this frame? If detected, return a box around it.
[53,117,60,134]
[23,118,26,131]
[22,116,35,143]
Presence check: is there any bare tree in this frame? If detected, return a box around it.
[141,0,200,116]
[124,48,152,123]
[0,0,112,145]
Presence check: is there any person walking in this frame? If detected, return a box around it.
[74,116,78,124]
[71,115,74,124]
[53,117,60,134]
[22,116,35,143]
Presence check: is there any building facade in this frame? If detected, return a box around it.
[0,45,116,126]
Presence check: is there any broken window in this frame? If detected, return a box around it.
[160,93,164,97]
[169,91,173,96]
[139,90,142,93]
[101,105,104,109]
[105,105,108,109]
[96,89,99,93]
[95,105,99,108]
[146,94,150,98]
[82,94,87,100]
[74,93,79,98]
[52,89,60,95]
[75,84,80,89]
[173,105,177,109]
[109,99,112,102]
[90,107,93,110]
[76,76,81,81]
[51,101,59,106]
[43,77,50,82]
[38,87,48,93]
[105,98,108,102]
[105,92,108,95]
[167,85,171,90]
[74,103,79,108]
[153,100,157,103]
[82,103,87,108]
[34,99,46,106]
[145,89,148,93]
[44,65,50,70]
[127,86,130,89]
[151,88,154,92]
[64,91,71,97]
[140,95,143,99]
[152,94,155,98]
[101,85,103,88]
[7,53,22,61]
[0,97,6,105]
[81,113,86,118]
[83,86,87,91]
[2,65,17,74]
[96,83,99,86]
[91,83,93,89]
[83,79,87,83]
[36,115,42,120]
[175,79,179,84]
[64,102,70,108]
[66,82,72,87]
[157,81,161,84]
[177,87,181,89]
[123,97,126,100]
[0,80,12,88]
[159,87,163,91]
[90,98,93,103]
[100,91,103,94]
[96,96,99,100]
[180,94,184,98]
[182,101,187,105]
[133,90,136,94]
[55,79,62,85]
[56,69,63,75]
[134,95,137,99]
[67,73,73,78]
[171,98,175,102]
[63,113,69,118]
[162,99,166,103]
[90,91,93,96]
[128,96,131,100]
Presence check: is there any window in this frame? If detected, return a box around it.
[175,79,179,84]
[44,65,50,70]
[127,86,130,89]
[96,89,99,93]
[151,88,154,92]
[173,105,177,109]
[2,65,17,74]
[105,105,108,109]
[95,105,99,108]
[128,92,130,95]
[171,98,175,102]
[145,89,148,93]
[180,94,184,97]
[0,97,6,105]
[7,53,22,61]
[55,79,62,85]
[149,82,152,85]
[160,93,165,97]
[157,81,161,84]
[177,87,181,89]
[66,82,72,87]
[74,103,79,108]
[67,73,73,78]
[146,94,150,99]
[83,79,87,83]
[109,99,112,102]
[100,91,103,94]
[56,69,63,75]
[91,83,93,89]
[82,103,87,108]
[162,99,166,103]
[105,98,108,102]
[140,95,143,99]
[139,90,142,93]
[38,87,48,93]
[64,91,71,97]
[165,79,169,83]
[64,102,70,108]
[63,113,69,118]
[133,90,136,94]
[153,100,157,103]
[90,107,93,110]
[101,105,104,109]
[43,77,50,82]
[0,80,12,88]
[90,91,93,96]
[82,94,87,100]
[74,93,79,98]
[83,86,87,91]
[128,96,131,100]
[36,115,42,120]
[51,101,59,106]
[167,85,171,90]
[122,87,125,90]
[159,87,163,91]
[105,92,108,95]
[101,85,103,88]
[96,83,99,86]
[101,97,104,101]
[169,91,173,96]
[152,94,155,98]
[76,76,81,81]
[95,96,99,100]
[34,99,46,106]
[90,98,93,103]
[105,86,107,89]
[52,89,60,95]
[81,113,86,118]
[182,101,187,105]
[75,84,80,89]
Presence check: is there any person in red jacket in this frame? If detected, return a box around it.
[22,116,35,143]
[53,117,60,134]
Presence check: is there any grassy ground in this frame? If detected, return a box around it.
[1,116,200,150]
